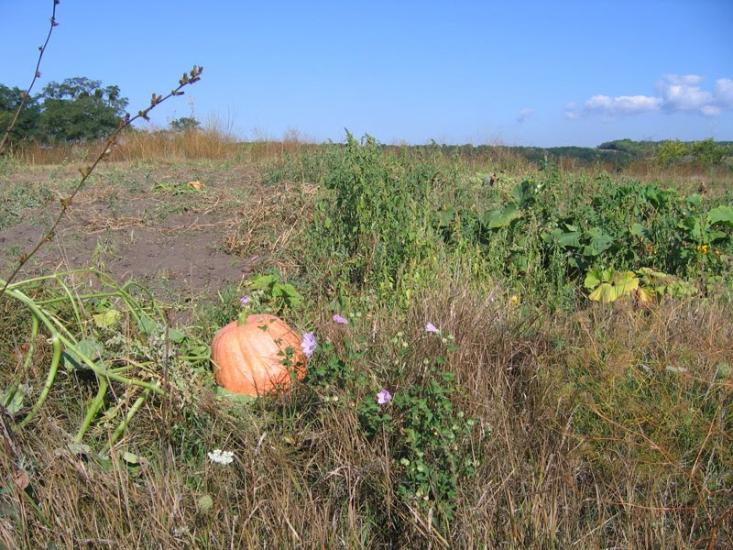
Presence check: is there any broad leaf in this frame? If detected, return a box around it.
[612,271,639,295]
[583,227,614,257]
[0,385,26,415]
[629,223,650,239]
[483,205,523,229]
[168,328,186,344]
[584,269,602,290]
[545,228,582,248]
[708,205,733,228]
[65,337,104,369]
[589,283,618,303]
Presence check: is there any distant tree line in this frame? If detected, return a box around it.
[408,139,733,169]
[1,77,199,147]
[654,139,732,167]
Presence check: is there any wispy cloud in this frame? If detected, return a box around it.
[564,102,580,120]
[516,107,535,123]
[568,75,733,118]
[585,95,662,115]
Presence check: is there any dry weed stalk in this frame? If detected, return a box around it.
[0,0,59,156]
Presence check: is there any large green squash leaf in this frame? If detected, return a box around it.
[483,205,523,229]
[708,206,733,228]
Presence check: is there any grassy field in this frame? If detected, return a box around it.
[1,135,732,548]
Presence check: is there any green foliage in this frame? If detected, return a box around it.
[690,138,726,166]
[1,77,130,145]
[309,133,440,300]
[0,84,42,145]
[169,116,200,132]
[0,270,190,446]
[275,134,733,309]
[247,273,304,314]
[302,325,476,531]
[656,139,688,166]
[39,77,128,142]
[358,367,476,527]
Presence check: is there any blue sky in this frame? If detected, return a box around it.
[2,1,732,146]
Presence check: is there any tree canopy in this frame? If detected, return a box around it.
[0,77,129,146]
[0,85,42,144]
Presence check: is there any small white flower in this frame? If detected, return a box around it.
[207,449,234,465]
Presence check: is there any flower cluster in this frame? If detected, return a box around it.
[207,449,234,465]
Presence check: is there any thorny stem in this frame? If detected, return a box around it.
[0,0,59,155]
[0,65,203,298]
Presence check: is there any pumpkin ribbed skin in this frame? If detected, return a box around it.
[211,314,306,396]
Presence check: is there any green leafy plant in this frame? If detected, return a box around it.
[358,366,477,529]
[246,273,304,313]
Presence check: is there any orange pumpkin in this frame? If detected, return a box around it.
[211,314,307,396]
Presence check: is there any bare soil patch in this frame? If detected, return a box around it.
[0,161,278,314]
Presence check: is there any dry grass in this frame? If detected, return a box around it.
[2,273,730,548]
[9,128,325,167]
[222,180,318,277]
[11,128,238,165]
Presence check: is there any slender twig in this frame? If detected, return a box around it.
[0,0,59,155]
[0,65,203,298]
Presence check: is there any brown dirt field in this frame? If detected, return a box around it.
[0,160,294,318]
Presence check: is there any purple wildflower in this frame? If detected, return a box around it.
[332,314,349,325]
[239,295,250,306]
[376,389,393,405]
[301,332,317,358]
[425,322,440,334]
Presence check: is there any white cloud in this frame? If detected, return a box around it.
[572,74,733,118]
[716,78,733,108]
[657,74,714,113]
[517,107,535,123]
[584,94,661,115]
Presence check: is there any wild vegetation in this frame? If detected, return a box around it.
[1,128,732,547]
[2,1,731,546]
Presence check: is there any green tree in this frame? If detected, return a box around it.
[690,138,724,167]
[169,116,200,132]
[656,140,688,166]
[38,77,128,142]
[0,84,42,145]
